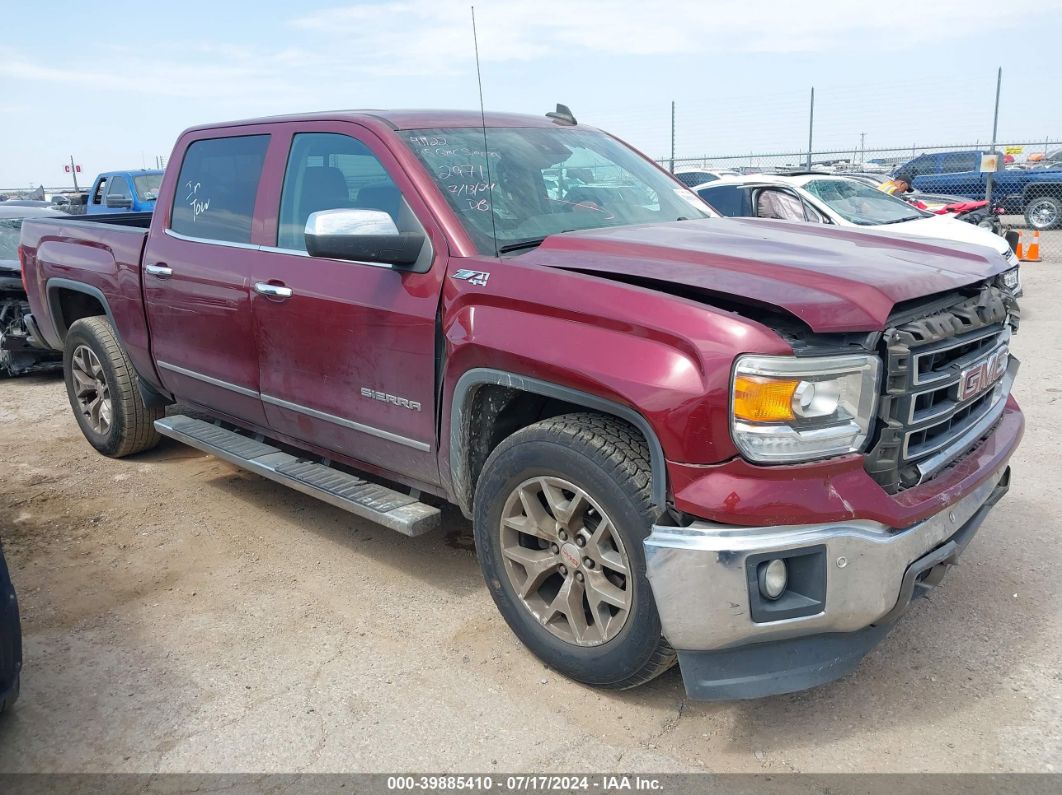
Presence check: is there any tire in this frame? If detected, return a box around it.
[1024,194,1062,230]
[62,316,163,457]
[473,413,675,690]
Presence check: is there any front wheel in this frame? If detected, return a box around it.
[63,316,163,457]
[473,413,675,690]
[1024,195,1062,230]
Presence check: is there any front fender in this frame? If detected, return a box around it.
[438,258,791,511]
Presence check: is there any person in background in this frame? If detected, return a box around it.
[878,171,914,197]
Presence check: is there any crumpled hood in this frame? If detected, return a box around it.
[520,217,1010,332]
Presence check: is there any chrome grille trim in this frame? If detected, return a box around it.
[906,335,1010,425]
[912,360,1017,483]
[911,325,1003,386]
[864,285,1018,493]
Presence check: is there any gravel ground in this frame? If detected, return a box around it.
[0,263,1059,775]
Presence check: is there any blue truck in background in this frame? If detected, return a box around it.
[85,169,164,215]
[896,150,1062,230]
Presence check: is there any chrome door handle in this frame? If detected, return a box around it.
[254,282,293,300]
[145,263,172,278]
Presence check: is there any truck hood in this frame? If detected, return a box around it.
[521,218,1010,333]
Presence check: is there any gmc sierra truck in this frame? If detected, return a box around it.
[18,109,1023,700]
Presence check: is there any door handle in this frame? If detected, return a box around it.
[145,263,172,278]
[254,281,293,300]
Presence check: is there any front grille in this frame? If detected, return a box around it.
[865,286,1018,493]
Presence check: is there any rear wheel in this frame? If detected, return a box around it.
[1024,194,1062,230]
[63,316,163,457]
[473,413,675,690]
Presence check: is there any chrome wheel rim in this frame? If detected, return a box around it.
[1029,198,1058,229]
[498,476,632,647]
[71,345,112,435]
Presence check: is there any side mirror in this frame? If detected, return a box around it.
[304,209,424,267]
[105,195,132,209]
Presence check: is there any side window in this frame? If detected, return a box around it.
[277,132,419,251]
[942,153,978,173]
[905,155,932,177]
[107,176,132,200]
[91,178,107,205]
[170,135,270,244]
[802,200,827,223]
[697,185,747,217]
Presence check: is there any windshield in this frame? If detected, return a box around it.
[133,174,163,201]
[0,218,22,261]
[404,127,714,253]
[802,179,929,225]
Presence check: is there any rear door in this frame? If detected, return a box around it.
[142,132,271,425]
[248,123,445,486]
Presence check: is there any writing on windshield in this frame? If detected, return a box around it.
[404,127,712,253]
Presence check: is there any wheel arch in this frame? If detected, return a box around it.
[45,278,114,341]
[46,278,172,409]
[448,368,668,520]
[1022,181,1062,201]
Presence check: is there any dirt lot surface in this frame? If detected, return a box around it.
[0,265,1060,775]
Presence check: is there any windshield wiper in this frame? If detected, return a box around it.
[878,216,922,224]
[497,237,547,254]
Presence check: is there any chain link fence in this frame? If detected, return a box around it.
[660,141,1062,264]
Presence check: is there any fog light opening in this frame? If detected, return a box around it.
[759,559,788,600]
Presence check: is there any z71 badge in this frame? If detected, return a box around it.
[452,269,490,287]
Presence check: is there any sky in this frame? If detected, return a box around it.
[2,0,1061,188]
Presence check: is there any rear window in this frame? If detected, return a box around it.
[170,135,270,244]
[674,172,717,187]
[696,184,751,217]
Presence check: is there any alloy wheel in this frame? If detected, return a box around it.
[71,345,112,435]
[1028,198,1059,229]
[498,476,632,647]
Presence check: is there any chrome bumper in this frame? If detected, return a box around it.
[644,463,1010,651]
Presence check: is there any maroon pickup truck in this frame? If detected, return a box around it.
[18,109,1023,700]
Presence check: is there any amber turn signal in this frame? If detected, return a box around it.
[733,375,799,422]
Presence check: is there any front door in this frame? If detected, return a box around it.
[250,126,444,486]
[143,133,271,426]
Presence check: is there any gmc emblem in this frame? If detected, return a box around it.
[956,347,1008,402]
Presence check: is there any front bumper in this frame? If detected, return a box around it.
[644,463,1011,700]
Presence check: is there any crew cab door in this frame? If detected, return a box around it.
[142,132,271,426]
[249,125,445,485]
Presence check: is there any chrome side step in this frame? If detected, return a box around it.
[154,415,440,536]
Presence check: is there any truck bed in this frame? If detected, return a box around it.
[18,211,157,380]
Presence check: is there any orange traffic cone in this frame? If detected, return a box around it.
[1022,230,1042,263]
[1014,232,1025,260]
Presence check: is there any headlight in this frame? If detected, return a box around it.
[731,353,881,463]
[1000,266,1021,293]
[1006,250,1020,268]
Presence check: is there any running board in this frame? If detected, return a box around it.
[154,415,440,537]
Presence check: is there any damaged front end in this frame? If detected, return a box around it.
[0,282,61,378]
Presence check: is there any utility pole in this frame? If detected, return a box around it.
[985,68,1002,211]
[806,87,815,169]
[860,132,866,167]
[670,101,676,173]
[69,155,80,193]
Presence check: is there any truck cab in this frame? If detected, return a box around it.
[85,170,164,215]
